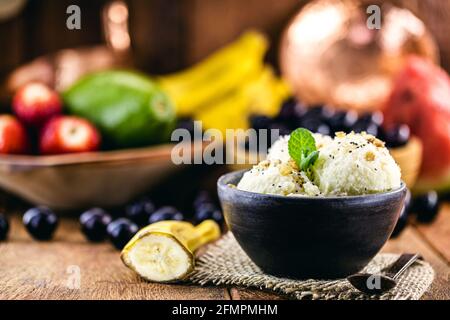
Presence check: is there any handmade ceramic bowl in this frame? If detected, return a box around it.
[217,170,407,279]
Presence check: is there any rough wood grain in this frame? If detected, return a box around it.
[383,227,449,300]
[1,212,448,300]
[0,215,229,300]
[415,204,450,263]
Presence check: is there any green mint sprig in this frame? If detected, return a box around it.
[288,128,319,171]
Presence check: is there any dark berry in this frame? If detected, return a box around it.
[352,120,379,137]
[80,208,112,242]
[299,116,322,132]
[249,115,272,130]
[318,105,336,122]
[327,110,358,133]
[0,214,9,241]
[23,206,58,241]
[303,105,335,122]
[268,122,291,136]
[359,111,384,127]
[414,191,440,223]
[194,191,213,210]
[194,203,224,225]
[384,124,410,148]
[125,197,156,226]
[276,98,299,121]
[391,205,408,238]
[316,123,331,135]
[107,218,138,250]
[365,123,379,137]
[149,206,184,224]
[176,118,196,137]
[299,115,331,135]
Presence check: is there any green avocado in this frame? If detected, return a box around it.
[63,70,176,148]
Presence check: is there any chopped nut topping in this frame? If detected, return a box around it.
[373,138,385,147]
[365,151,375,161]
[288,159,299,170]
[365,135,375,143]
[273,159,282,165]
[279,164,292,176]
[335,131,346,138]
[259,160,270,168]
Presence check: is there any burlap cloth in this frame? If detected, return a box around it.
[188,233,434,300]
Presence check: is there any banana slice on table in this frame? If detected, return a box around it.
[121,220,221,283]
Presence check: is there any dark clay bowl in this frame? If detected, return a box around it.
[217,170,406,279]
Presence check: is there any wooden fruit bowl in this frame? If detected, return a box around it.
[229,136,423,189]
[389,136,423,189]
[0,144,186,210]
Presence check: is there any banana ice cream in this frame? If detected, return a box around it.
[237,131,401,196]
[237,159,321,196]
[313,132,401,195]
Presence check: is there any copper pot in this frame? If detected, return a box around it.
[279,0,438,112]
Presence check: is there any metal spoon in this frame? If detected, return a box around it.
[347,253,422,294]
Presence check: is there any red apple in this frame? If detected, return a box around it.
[13,82,62,127]
[39,116,101,155]
[0,115,29,154]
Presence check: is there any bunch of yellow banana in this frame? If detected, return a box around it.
[158,31,291,134]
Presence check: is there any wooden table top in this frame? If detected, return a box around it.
[0,198,448,300]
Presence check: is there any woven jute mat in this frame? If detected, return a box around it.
[188,233,434,300]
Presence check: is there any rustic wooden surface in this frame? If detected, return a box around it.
[0,203,448,300]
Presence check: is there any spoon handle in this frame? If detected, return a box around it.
[384,253,422,280]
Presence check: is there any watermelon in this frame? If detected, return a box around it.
[382,56,450,193]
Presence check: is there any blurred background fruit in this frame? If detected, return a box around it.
[125,197,156,226]
[382,57,450,194]
[12,82,62,127]
[149,206,183,224]
[0,213,9,240]
[0,0,448,226]
[80,207,112,242]
[22,206,58,240]
[0,114,28,154]
[413,191,440,223]
[64,70,175,148]
[39,116,101,154]
[107,217,138,249]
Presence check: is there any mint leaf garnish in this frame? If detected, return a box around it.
[288,128,319,171]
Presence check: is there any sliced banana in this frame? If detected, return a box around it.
[123,233,193,282]
[121,220,221,283]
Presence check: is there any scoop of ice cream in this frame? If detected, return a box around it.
[267,133,332,163]
[267,135,291,163]
[237,159,320,196]
[312,132,401,195]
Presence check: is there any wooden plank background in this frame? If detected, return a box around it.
[1,0,449,78]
